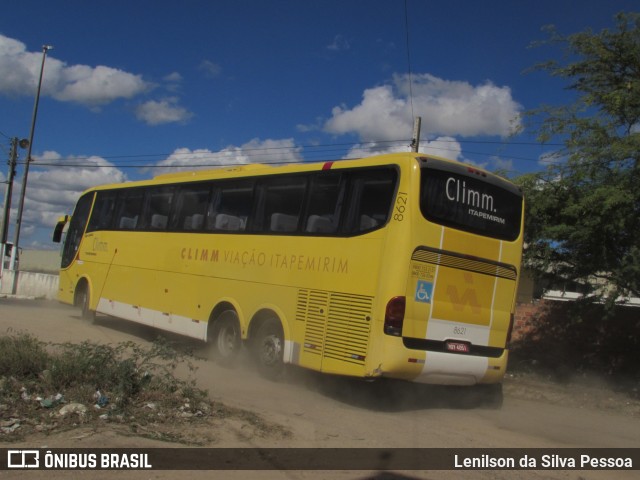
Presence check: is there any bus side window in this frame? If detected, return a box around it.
[86,191,117,232]
[346,168,398,234]
[208,180,254,232]
[174,184,211,231]
[304,173,344,234]
[262,175,306,233]
[140,186,175,231]
[114,189,145,230]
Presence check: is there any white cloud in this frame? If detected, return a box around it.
[343,136,464,162]
[0,34,149,107]
[327,34,351,51]
[199,60,222,79]
[491,156,514,172]
[226,138,303,164]
[52,64,149,107]
[162,72,183,93]
[152,138,303,175]
[6,152,127,243]
[30,151,126,193]
[324,73,522,141]
[5,151,135,248]
[418,136,464,161]
[6,139,303,247]
[325,86,407,141]
[0,36,37,96]
[342,142,409,159]
[163,72,183,83]
[135,97,193,125]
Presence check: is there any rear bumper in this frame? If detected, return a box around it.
[377,336,508,386]
[409,349,507,385]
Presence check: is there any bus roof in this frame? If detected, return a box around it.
[84,152,498,193]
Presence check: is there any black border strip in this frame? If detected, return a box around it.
[2,448,638,470]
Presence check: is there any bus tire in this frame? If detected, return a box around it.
[210,310,241,367]
[253,317,284,380]
[76,283,95,322]
[477,383,503,409]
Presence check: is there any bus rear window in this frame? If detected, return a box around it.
[420,160,523,241]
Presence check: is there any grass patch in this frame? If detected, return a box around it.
[0,332,49,378]
[0,332,211,441]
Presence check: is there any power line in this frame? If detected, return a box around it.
[19,135,624,182]
[27,141,407,169]
[30,148,548,170]
[19,137,564,166]
[7,130,574,177]
[25,139,409,164]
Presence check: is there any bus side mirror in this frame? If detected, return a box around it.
[52,215,70,243]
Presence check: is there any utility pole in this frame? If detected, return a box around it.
[1,138,18,246]
[11,44,52,294]
[0,137,18,284]
[410,116,421,153]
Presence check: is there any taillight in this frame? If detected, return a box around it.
[384,296,405,336]
[506,313,515,345]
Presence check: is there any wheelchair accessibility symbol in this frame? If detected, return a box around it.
[415,280,433,303]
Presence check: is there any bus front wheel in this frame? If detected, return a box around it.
[253,318,284,379]
[210,310,241,367]
[75,284,95,322]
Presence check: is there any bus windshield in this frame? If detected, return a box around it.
[419,158,523,241]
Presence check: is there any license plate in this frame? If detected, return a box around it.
[445,341,470,353]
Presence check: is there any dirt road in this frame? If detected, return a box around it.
[1,298,638,479]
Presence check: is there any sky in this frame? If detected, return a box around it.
[0,0,637,250]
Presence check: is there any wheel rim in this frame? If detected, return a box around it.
[260,334,282,367]
[79,289,90,317]
[216,323,238,357]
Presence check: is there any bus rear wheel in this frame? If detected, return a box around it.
[476,383,503,409]
[253,318,284,379]
[210,310,241,367]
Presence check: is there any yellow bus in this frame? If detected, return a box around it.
[53,152,524,395]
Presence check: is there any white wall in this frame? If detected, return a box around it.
[0,270,59,300]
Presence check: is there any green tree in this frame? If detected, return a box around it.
[518,12,640,304]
